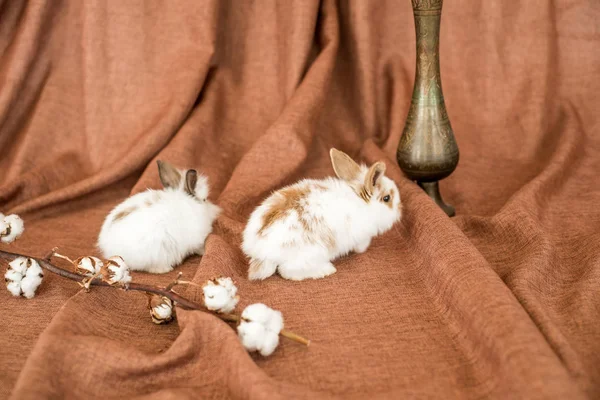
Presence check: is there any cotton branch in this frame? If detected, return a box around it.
[0,248,310,348]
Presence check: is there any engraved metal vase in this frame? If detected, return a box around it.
[397,0,459,217]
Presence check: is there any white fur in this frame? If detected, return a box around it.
[242,163,402,281]
[97,171,221,274]
[237,303,283,356]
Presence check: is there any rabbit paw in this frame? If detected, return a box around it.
[145,264,174,274]
[354,239,371,254]
[278,261,337,281]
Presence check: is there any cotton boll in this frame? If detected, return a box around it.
[0,219,8,236]
[4,257,43,298]
[153,304,172,320]
[20,260,43,299]
[202,284,230,311]
[105,256,132,285]
[264,310,284,333]
[257,330,280,357]
[107,255,127,269]
[150,296,174,324]
[1,214,24,243]
[202,277,239,313]
[107,266,131,284]
[4,214,24,234]
[237,303,284,356]
[74,256,103,276]
[242,303,284,329]
[238,320,266,352]
[216,277,236,293]
[4,269,23,283]
[6,281,22,297]
[8,257,28,275]
[5,257,25,296]
[20,277,43,299]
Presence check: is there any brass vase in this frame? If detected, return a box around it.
[396,0,459,217]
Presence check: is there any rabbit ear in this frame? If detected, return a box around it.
[184,169,198,196]
[157,160,182,189]
[364,162,386,194]
[330,148,361,182]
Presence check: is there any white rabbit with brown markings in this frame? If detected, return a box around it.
[97,160,221,274]
[242,148,402,281]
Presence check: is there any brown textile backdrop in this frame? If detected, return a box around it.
[1,0,599,398]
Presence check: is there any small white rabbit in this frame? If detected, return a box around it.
[242,148,402,281]
[97,160,221,274]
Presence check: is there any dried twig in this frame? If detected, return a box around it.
[0,248,310,347]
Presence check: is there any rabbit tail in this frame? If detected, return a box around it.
[248,258,277,280]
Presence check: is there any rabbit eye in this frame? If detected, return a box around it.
[383,195,390,202]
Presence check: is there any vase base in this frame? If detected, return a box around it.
[418,181,455,217]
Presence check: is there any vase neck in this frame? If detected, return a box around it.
[412,9,442,105]
[411,0,443,12]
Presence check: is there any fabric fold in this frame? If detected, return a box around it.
[1,0,599,398]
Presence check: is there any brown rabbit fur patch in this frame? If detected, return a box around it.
[259,187,311,235]
[378,189,395,209]
[113,207,137,223]
[112,192,163,223]
[258,184,335,249]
